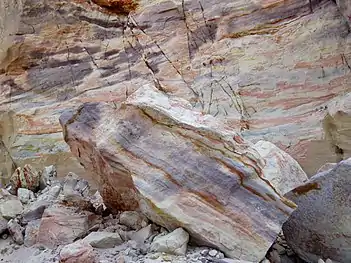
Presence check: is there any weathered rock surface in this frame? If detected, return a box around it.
[323,92,351,162]
[0,199,23,219]
[283,158,351,263]
[21,184,62,223]
[61,84,303,261]
[119,211,149,231]
[7,164,40,194]
[337,0,351,27]
[150,228,190,256]
[7,219,24,245]
[37,204,100,248]
[0,215,7,234]
[17,188,35,204]
[1,0,351,184]
[254,140,308,195]
[59,240,96,263]
[83,231,123,248]
[24,219,40,247]
[39,165,57,190]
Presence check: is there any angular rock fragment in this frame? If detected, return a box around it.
[119,211,149,230]
[39,165,57,190]
[24,219,40,247]
[283,158,351,263]
[37,204,101,248]
[0,215,7,235]
[0,199,23,219]
[60,84,301,261]
[150,228,189,256]
[17,188,35,204]
[7,164,40,194]
[7,219,24,245]
[21,185,62,224]
[59,240,96,263]
[83,231,123,248]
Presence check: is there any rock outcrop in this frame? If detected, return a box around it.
[283,158,351,263]
[0,0,351,182]
[336,0,351,27]
[323,92,351,162]
[60,84,307,261]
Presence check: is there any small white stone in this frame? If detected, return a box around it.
[200,249,209,256]
[318,259,325,263]
[216,252,224,259]
[208,249,218,257]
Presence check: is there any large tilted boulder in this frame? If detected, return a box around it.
[60,84,307,262]
[283,158,351,263]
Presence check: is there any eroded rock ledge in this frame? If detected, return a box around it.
[60,84,307,262]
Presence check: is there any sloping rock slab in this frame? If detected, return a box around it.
[283,158,351,263]
[60,84,300,262]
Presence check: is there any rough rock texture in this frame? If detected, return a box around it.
[283,158,351,263]
[83,231,123,248]
[0,215,7,234]
[254,140,308,195]
[1,0,351,183]
[7,219,24,245]
[323,92,351,162]
[150,228,190,256]
[119,211,149,230]
[0,199,23,219]
[60,84,303,261]
[37,205,100,248]
[59,240,96,263]
[337,0,351,27]
[24,219,40,247]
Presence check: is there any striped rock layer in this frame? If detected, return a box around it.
[60,84,307,262]
[0,0,351,181]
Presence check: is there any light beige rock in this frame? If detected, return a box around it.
[283,158,351,263]
[61,84,300,261]
[150,228,189,256]
[0,199,23,219]
[324,92,351,162]
[254,140,308,195]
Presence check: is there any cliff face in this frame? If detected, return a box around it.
[0,0,351,181]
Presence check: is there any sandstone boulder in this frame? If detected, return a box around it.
[283,158,351,263]
[61,84,302,261]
